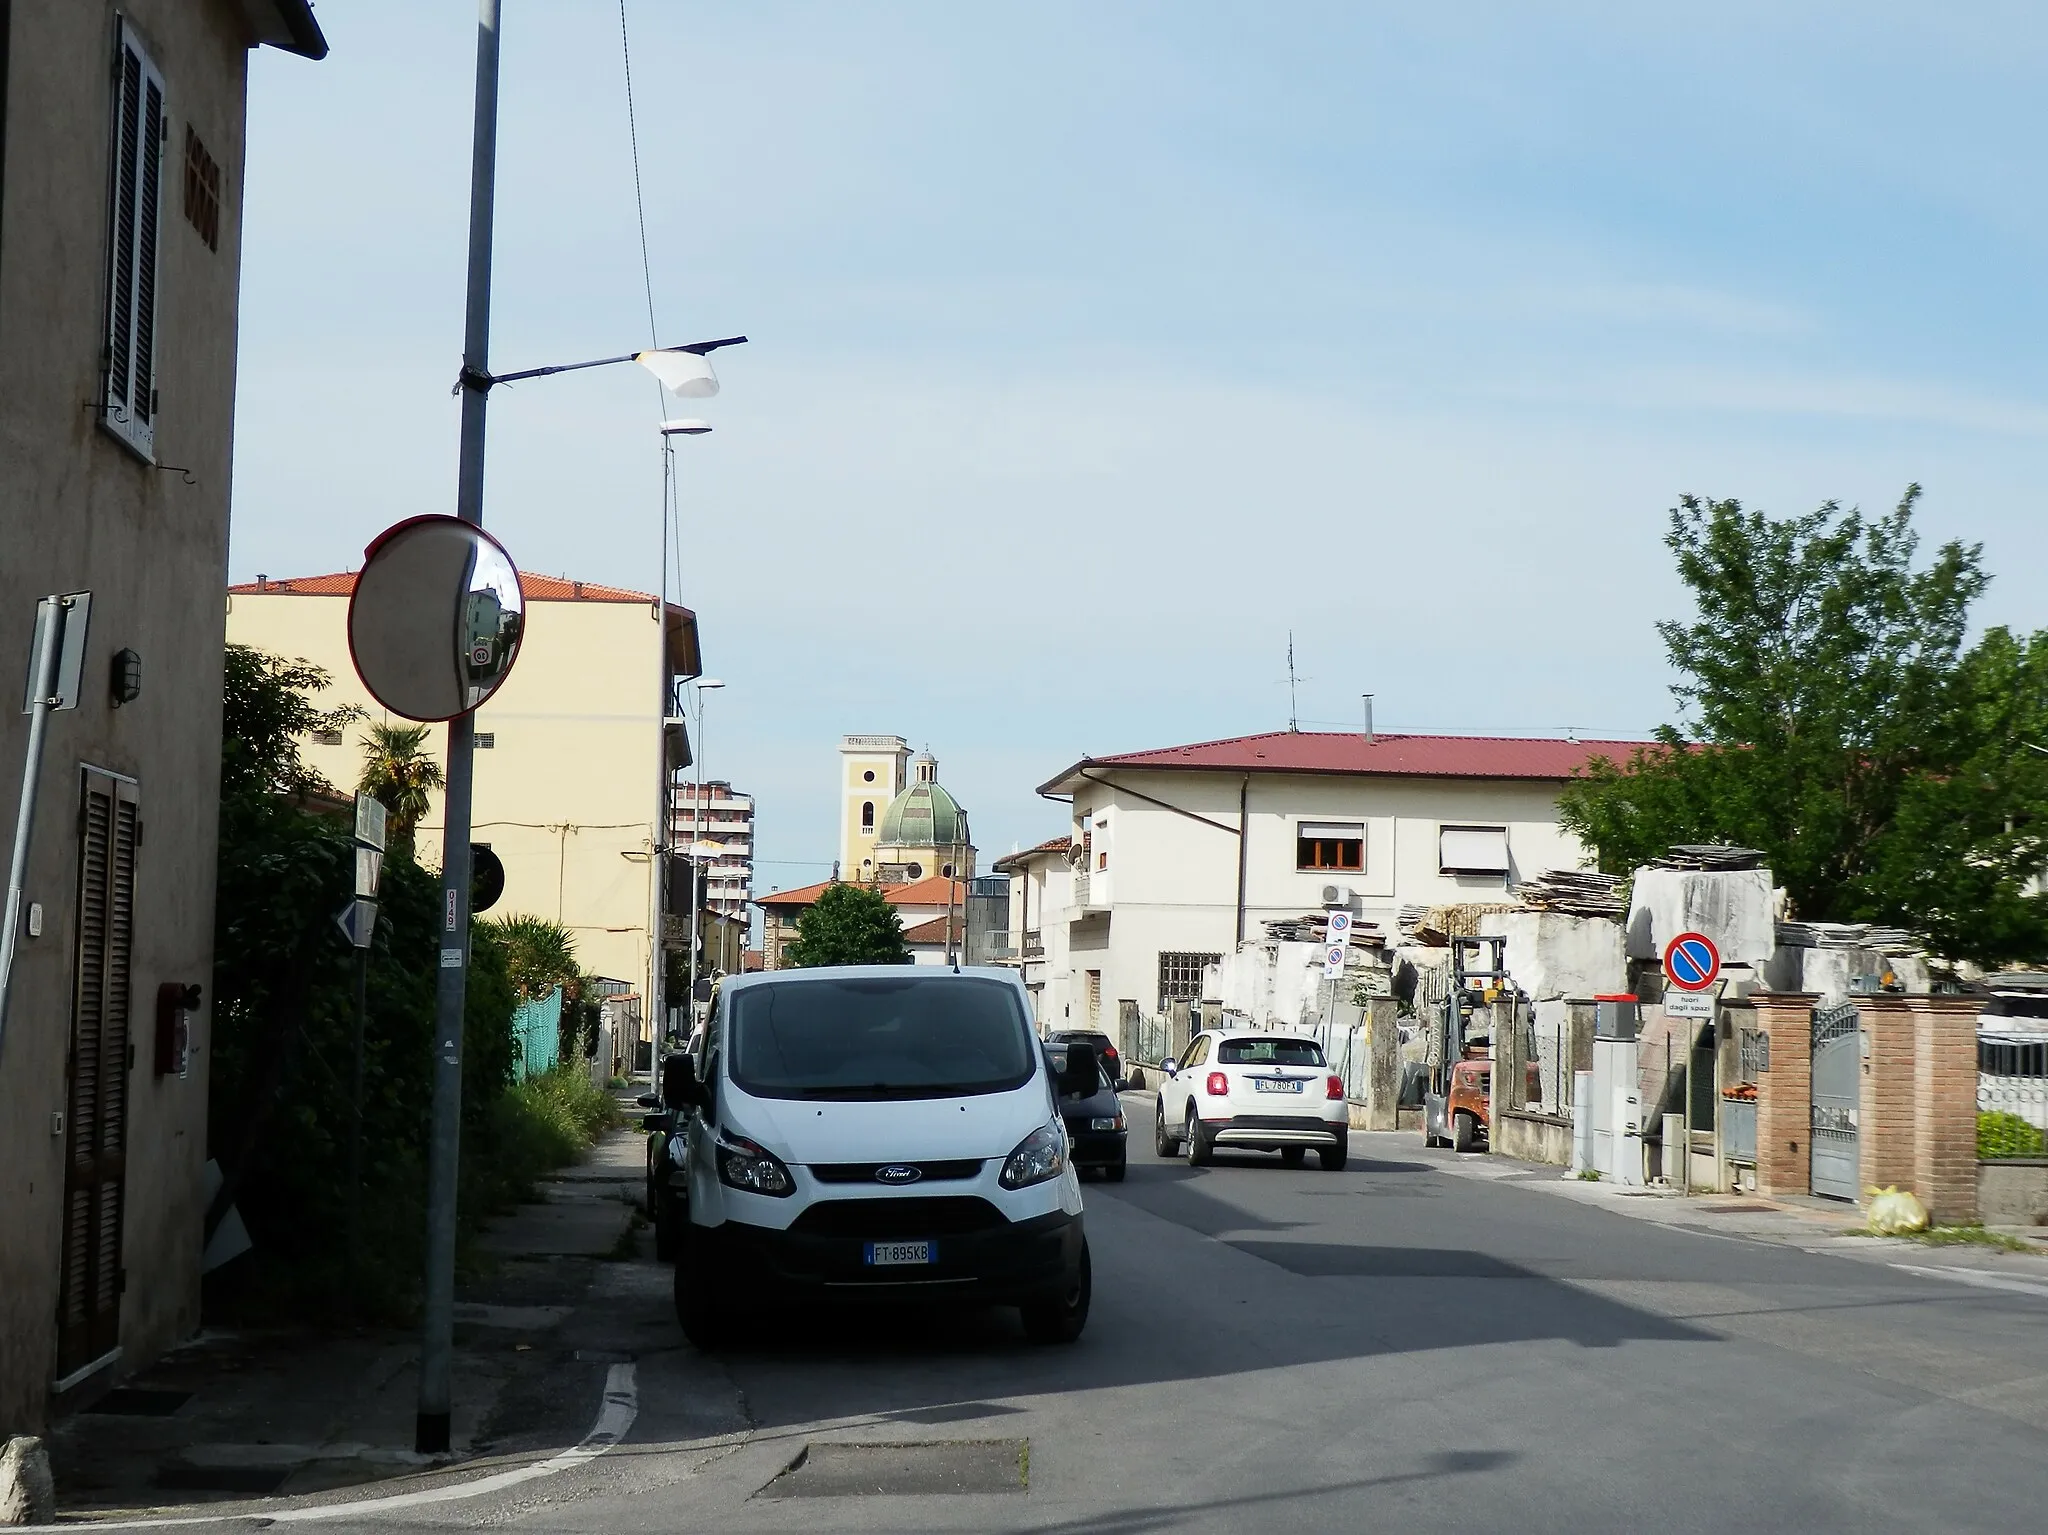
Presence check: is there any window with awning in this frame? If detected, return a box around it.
[1439,825,1510,875]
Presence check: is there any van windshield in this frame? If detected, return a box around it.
[727,976,1037,1101]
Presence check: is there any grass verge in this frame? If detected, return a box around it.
[1841,1224,2035,1252]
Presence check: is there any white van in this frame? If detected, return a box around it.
[660,965,1097,1348]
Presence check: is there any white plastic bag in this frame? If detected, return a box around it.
[1865,1185,1930,1235]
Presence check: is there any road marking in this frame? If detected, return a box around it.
[74,1362,637,1529]
[1890,1263,2048,1301]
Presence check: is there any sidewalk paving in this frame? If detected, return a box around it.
[48,1116,654,1517]
[1356,1129,2048,1287]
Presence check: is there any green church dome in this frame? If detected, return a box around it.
[877,763,969,850]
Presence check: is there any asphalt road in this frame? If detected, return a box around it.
[223,1100,2048,1535]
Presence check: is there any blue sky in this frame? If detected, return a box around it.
[234,2,2048,891]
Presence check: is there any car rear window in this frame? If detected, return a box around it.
[728,976,1036,1101]
[1218,1037,1327,1067]
[1047,1046,1115,1097]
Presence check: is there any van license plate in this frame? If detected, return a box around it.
[1255,1079,1303,1093]
[865,1241,932,1266]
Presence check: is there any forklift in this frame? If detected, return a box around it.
[1422,935,1522,1154]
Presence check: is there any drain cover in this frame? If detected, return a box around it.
[89,1388,193,1416]
[757,1440,1029,1498]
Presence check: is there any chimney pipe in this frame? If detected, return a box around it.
[1362,694,1375,745]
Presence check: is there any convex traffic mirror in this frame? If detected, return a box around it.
[348,516,525,721]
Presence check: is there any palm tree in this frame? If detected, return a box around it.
[358,722,445,854]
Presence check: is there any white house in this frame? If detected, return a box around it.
[1031,730,1643,1032]
[996,838,1074,1027]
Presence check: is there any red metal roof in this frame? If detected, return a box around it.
[230,571,663,604]
[1038,730,1652,794]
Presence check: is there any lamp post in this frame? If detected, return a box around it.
[685,679,726,1029]
[415,0,747,1459]
[651,420,712,1075]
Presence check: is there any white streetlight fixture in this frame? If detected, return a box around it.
[659,419,712,436]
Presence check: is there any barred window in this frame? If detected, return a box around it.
[1158,951,1220,1013]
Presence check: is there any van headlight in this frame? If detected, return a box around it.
[715,1133,794,1197]
[999,1122,1067,1190]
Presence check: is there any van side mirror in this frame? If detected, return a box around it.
[1057,1043,1099,1098]
[662,1053,700,1108]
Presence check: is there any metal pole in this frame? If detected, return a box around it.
[650,446,669,1078]
[349,944,367,1311]
[0,596,67,1051]
[418,0,500,1458]
[686,691,706,1027]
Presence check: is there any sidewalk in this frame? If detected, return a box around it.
[1357,1129,2048,1287]
[47,1120,654,1516]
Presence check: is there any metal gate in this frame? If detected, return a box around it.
[1811,1001,1860,1201]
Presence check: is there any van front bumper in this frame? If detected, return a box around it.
[701,1201,1083,1305]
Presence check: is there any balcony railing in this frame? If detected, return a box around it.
[1023,930,1045,959]
[1072,872,1090,909]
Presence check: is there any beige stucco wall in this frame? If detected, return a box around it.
[224,591,671,994]
[0,0,270,1432]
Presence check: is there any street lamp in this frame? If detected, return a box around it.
[686,679,726,1035]
[414,0,745,1461]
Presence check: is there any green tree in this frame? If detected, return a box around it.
[485,913,579,1001]
[221,645,360,801]
[210,647,520,1319]
[1558,488,2048,965]
[358,722,446,854]
[784,882,913,967]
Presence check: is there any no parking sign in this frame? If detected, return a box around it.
[1663,931,1721,1017]
[1323,909,1353,979]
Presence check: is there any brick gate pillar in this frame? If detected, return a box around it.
[1908,994,1984,1224]
[1857,996,1917,1196]
[1749,992,1818,1199]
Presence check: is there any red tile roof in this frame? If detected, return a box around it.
[756,874,968,910]
[1038,730,1653,794]
[993,836,1071,873]
[231,571,664,603]
[901,916,955,944]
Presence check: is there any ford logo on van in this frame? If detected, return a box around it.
[874,1164,922,1186]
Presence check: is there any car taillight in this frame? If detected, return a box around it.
[1326,1074,1344,1100]
[1205,1071,1229,1096]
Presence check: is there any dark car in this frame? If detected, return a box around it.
[1049,1042,1127,1181]
[1047,1029,1124,1088]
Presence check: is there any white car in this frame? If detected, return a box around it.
[661,965,1097,1349]
[1153,1031,1350,1170]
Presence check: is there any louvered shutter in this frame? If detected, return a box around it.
[58,771,140,1376]
[100,21,166,460]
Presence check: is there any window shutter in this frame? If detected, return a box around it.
[58,771,140,1375]
[101,21,166,460]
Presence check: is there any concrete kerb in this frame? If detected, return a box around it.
[1360,1129,2048,1279]
[56,1364,637,1530]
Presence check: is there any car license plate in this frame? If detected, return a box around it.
[1254,1079,1303,1093]
[865,1241,932,1266]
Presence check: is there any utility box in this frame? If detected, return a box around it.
[1591,998,1643,1184]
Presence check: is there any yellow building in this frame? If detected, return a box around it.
[837,737,976,885]
[225,572,701,1011]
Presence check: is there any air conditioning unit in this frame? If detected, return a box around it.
[1321,884,1352,909]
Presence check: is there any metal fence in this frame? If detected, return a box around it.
[1721,1025,1765,1167]
[1979,1026,2048,1147]
[511,987,563,1081]
[1307,1019,1370,1103]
